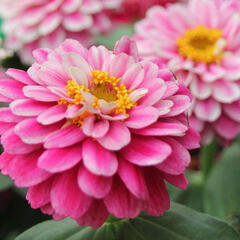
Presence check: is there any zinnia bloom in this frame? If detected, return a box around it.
[108,0,183,24]
[0,36,199,228]
[0,0,121,64]
[134,0,240,144]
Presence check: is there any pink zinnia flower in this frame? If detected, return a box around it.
[107,0,184,24]
[0,0,121,64]
[134,0,240,144]
[0,36,199,228]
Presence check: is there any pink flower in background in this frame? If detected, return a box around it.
[0,36,199,228]
[0,0,121,64]
[134,0,240,145]
[107,0,184,24]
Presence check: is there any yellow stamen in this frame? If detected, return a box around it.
[71,111,92,127]
[59,70,139,126]
[58,98,68,105]
[92,97,100,109]
[177,26,225,64]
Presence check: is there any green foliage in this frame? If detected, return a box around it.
[0,18,4,39]
[15,203,240,240]
[0,174,12,191]
[95,24,134,50]
[204,142,240,221]
[168,171,204,212]
[0,190,50,240]
[1,53,29,71]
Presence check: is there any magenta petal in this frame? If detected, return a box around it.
[194,98,221,122]
[32,48,51,64]
[223,101,240,123]
[0,122,15,135]
[162,173,188,190]
[10,99,52,116]
[154,100,174,116]
[175,126,200,150]
[82,115,109,138]
[0,152,14,174]
[125,106,159,129]
[65,104,81,118]
[15,118,61,144]
[51,169,92,219]
[140,78,167,106]
[121,63,144,89]
[212,80,240,104]
[41,203,54,215]
[37,105,66,125]
[62,0,80,14]
[88,45,110,70]
[23,86,59,102]
[82,139,118,177]
[38,144,82,173]
[121,136,172,166]
[214,115,239,140]
[118,158,148,200]
[0,93,12,103]
[27,178,52,209]
[44,125,85,149]
[156,137,191,175]
[107,54,134,79]
[104,177,142,218]
[6,151,51,187]
[6,68,35,85]
[0,107,24,122]
[143,168,170,216]
[0,79,25,99]
[134,120,188,136]
[57,39,88,58]
[1,128,40,155]
[164,95,191,117]
[114,36,139,61]
[97,121,130,151]
[77,200,109,229]
[63,12,92,31]
[78,166,112,199]
[38,63,68,87]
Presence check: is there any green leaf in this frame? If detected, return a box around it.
[95,24,134,50]
[15,203,240,240]
[204,143,240,220]
[0,102,8,107]
[200,140,218,180]
[1,53,29,71]
[0,174,12,191]
[169,171,204,212]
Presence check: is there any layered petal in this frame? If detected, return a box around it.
[82,139,118,177]
[121,136,172,166]
[38,144,82,173]
[51,169,92,219]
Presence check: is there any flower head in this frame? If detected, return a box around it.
[0,0,121,64]
[134,0,240,145]
[108,0,184,24]
[0,36,199,228]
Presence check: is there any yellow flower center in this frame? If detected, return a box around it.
[58,70,137,126]
[177,26,225,64]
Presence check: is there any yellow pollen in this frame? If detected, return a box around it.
[71,111,92,127]
[58,98,68,105]
[92,97,100,109]
[59,70,138,126]
[177,26,225,64]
